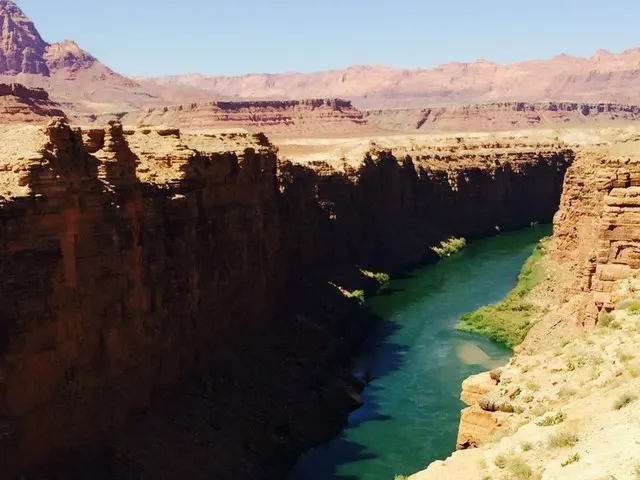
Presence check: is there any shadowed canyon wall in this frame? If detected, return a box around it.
[0,120,573,479]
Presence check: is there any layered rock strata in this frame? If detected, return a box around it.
[0,82,66,122]
[364,102,640,133]
[105,98,375,137]
[0,121,574,479]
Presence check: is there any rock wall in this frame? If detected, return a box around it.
[110,98,376,137]
[550,148,640,325]
[0,122,574,479]
[364,102,640,133]
[279,146,573,275]
[0,82,66,122]
[0,120,281,477]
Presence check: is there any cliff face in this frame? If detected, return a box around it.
[111,98,375,137]
[364,102,640,133]
[0,0,48,75]
[279,145,572,275]
[0,123,574,479]
[0,82,66,122]
[550,147,640,325]
[0,120,281,477]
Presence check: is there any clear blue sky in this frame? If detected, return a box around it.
[17,0,640,77]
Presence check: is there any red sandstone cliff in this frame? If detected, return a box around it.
[114,98,377,137]
[0,82,65,122]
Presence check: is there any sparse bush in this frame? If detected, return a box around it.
[526,381,540,391]
[530,403,550,417]
[494,453,508,469]
[393,476,408,480]
[523,394,534,403]
[628,302,640,315]
[536,410,566,426]
[558,387,576,400]
[561,453,580,467]
[598,312,615,327]
[613,392,637,410]
[634,463,640,480]
[477,459,488,470]
[506,456,533,479]
[432,237,466,257]
[520,441,534,451]
[548,431,579,448]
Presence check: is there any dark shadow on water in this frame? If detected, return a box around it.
[290,307,409,479]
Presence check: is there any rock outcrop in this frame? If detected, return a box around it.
[111,98,376,137]
[0,82,66,122]
[364,102,640,133]
[0,0,48,75]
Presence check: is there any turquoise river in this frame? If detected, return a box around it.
[290,225,551,480]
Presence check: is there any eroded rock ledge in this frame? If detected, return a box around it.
[0,120,574,478]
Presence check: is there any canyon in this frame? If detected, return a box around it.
[0,119,572,479]
[0,1,639,479]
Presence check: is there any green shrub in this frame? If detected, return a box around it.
[548,431,579,448]
[345,289,365,305]
[536,410,566,426]
[361,270,391,292]
[393,476,408,480]
[432,237,466,257]
[598,312,615,327]
[628,302,640,315]
[561,453,580,467]
[613,392,637,410]
[456,238,549,347]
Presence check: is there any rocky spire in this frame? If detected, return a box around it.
[0,0,49,75]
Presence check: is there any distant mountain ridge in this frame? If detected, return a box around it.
[135,48,640,109]
[1,0,640,117]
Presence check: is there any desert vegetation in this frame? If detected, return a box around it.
[432,237,466,257]
[456,238,549,347]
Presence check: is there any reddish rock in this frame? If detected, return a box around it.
[0,0,48,75]
[0,82,66,122]
[113,98,377,137]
